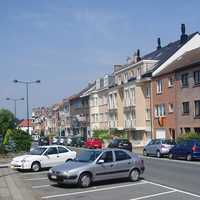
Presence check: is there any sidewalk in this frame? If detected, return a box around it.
[0,168,39,200]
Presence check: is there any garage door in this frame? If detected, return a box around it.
[156,128,166,139]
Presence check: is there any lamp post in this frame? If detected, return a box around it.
[6,97,24,118]
[13,80,41,134]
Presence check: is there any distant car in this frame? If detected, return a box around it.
[48,148,145,188]
[84,138,103,149]
[168,140,200,161]
[32,134,40,142]
[38,137,49,146]
[108,139,132,152]
[11,145,76,172]
[52,136,59,144]
[143,139,176,158]
[70,136,85,147]
[58,137,67,145]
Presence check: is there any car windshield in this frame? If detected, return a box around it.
[29,147,47,155]
[75,150,102,162]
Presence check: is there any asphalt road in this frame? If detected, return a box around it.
[142,156,200,196]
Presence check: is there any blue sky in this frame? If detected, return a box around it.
[1,0,200,119]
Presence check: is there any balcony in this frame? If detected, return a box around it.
[109,121,117,128]
[123,104,135,113]
[124,119,136,129]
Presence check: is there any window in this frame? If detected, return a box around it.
[195,100,200,117]
[181,73,188,87]
[58,147,68,154]
[182,102,189,114]
[168,104,174,113]
[146,109,151,120]
[99,151,113,163]
[168,77,174,87]
[114,150,131,161]
[156,80,162,94]
[155,104,165,117]
[194,71,200,85]
[146,85,150,97]
[184,127,191,133]
[46,147,58,155]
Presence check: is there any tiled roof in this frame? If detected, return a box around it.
[18,119,32,127]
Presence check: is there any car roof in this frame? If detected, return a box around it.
[37,145,68,148]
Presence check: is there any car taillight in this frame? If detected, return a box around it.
[192,145,197,152]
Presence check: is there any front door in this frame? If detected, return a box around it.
[94,151,115,181]
[42,147,59,167]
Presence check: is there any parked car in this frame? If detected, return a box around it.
[143,139,176,158]
[84,138,103,149]
[71,136,85,147]
[108,139,132,152]
[52,136,59,144]
[168,140,200,161]
[32,134,40,142]
[58,137,67,145]
[48,148,145,187]
[38,137,49,146]
[11,145,76,172]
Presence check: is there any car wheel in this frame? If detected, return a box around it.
[186,153,192,161]
[78,173,92,188]
[129,169,140,182]
[65,158,72,162]
[156,150,161,158]
[31,161,41,172]
[168,153,174,159]
[143,150,148,156]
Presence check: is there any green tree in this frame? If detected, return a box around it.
[0,109,16,138]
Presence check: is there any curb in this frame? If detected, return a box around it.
[0,164,9,168]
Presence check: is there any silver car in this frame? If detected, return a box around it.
[48,148,145,188]
[143,139,176,158]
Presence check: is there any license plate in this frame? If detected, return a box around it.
[51,175,57,180]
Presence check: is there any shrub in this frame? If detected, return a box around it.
[93,130,110,140]
[177,132,200,143]
[11,129,32,152]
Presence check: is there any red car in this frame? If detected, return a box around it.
[84,138,103,149]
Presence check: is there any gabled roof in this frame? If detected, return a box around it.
[18,119,32,127]
[142,32,198,73]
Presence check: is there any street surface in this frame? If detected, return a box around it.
[5,148,199,200]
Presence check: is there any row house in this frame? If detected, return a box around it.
[152,47,200,139]
[89,75,114,134]
[108,24,200,146]
[69,83,94,139]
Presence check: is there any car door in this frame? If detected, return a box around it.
[42,147,59,167]
[57,146,73,164]
[146,140,155,155]
[94,151,115,181]
[113,150,133,178]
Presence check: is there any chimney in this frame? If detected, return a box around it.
[136,49,141,62]
[157,37,161,50]
[180,24,188,43]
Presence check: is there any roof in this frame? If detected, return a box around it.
[18,119,32,127]
[142,32,198,76]
[158,47,200,75]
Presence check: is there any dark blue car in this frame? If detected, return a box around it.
[168,140,200,161]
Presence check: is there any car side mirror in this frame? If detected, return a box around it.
[97,159,104,164]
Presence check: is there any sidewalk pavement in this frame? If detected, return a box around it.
[0,168,39,200]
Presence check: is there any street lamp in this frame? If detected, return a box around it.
[6,97,24,118]
[13,79,41,134]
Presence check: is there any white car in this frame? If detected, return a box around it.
[10,145,76,172]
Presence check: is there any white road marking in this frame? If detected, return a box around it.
[32,185,50,189]
[130,190,177,200]
[145,180,200,198]
[41,181,147,199]
[140,155,200,165]
[24,177,48,181]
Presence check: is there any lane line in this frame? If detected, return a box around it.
[24,177,48,181]
[129,190,177,200]
[41,181,147,199]
[144,180,200,198]
[32,185,50,189]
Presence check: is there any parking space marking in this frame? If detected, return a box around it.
[41,181,147,199]
[32,185,50,189]
[145,180,200,198]
[24,177,48,181]
[129,190,177,200]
